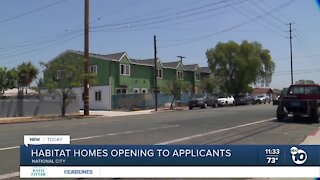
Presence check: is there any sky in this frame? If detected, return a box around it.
[0,0,320,89]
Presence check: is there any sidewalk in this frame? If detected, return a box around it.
[79,109,154,117]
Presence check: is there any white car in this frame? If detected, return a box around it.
[218,95,235,106]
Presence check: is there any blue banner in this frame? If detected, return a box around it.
[20,145,320,166]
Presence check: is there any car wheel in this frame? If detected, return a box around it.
[189,106,193,110]
[276,106,286,122]
[213,102,218,108]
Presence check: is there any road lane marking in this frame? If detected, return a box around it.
[73,125,179,139]
[156,118,275,145]
[0,172,19,180]
[0,146,19,151]
[0,125,179,151]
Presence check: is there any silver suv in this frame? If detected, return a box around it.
[254,94,271,104]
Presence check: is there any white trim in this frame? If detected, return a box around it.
[120,64,130,76]
[141,88,148,93]
[90,64,98,74]
[133,88,140,94]
[177,70,183,80]
[116,88,127,94]
[157,68,163,79]
[195,72,200,81]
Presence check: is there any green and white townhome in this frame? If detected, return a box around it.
[49,50,213,110]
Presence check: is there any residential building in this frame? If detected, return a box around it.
[46,50,212,109]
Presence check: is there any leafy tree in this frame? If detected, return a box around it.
[0,67,9,97]
[0,67,18,97]
[161,78,189,109]
[295,79,315,85]
[200,76,220,94]
[16,62,39,96]
[42,54,96,116]
[206,40,275,97]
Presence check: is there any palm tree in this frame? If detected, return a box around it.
[17,62,39,97]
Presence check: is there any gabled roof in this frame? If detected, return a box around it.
[130,58,162,67]
[64,50,131,63]
[162,61,180,69]
[252,88,274,94]
[102,52,126,61]
[199,67,211,73]
[183,64,198,71]
[65,50,119,62]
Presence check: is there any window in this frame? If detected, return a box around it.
[195,73,200,81]
[133,88,140,94]
[95,91,102,101]
[157,69,163,79]
[177,71,183,80]
[120,64,130,76]
[116,88,127,94]
[90,65,97,74]
[142,88,148,93]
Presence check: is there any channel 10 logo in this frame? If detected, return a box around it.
[290,146,308,165]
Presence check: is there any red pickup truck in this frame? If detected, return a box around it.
[276,84,320,123]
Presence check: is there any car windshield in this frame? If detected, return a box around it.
[288,86,320,95]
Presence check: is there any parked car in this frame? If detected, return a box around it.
[188,94,219,110]
[254,94,271,104]
[217,95,235,106]
[235,94,255,105]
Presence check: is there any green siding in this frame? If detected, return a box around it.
[51,51,206,95]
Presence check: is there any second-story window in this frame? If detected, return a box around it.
[90,65,97,74]
[195,73,200,81]
[157,69,163,79]
[177,70,183,80]
[120,64,130,76]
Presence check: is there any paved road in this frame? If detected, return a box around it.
[0,104,318,179]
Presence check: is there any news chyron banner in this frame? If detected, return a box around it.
[20,135,320,178]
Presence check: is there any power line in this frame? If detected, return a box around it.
[159,0,297,48]
[94,0,141,22]
[248,0,287,25]
[0,32,83,60]
[228,0,285,38]
[91,0,237,29]
[0,0,68,24]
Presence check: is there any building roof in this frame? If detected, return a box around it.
[102,52,126,61]
[199,67,211,73]
[131,58,156,66]
[183,64,198,71]
[162,61,180,69]
[65,50,121,62]
[252,88,274,94]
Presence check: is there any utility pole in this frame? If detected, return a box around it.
[154,35,158,111]
[83,0,90,116]
[177,56,185,64]
[289,22,293,85]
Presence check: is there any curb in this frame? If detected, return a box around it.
[301,127,320,145]
[0,115,99,125]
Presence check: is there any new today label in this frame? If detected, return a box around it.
[24,135,70,146]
